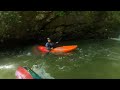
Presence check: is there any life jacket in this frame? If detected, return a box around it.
[45,42,54,50]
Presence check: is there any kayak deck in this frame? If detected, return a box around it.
[51,45,77,53]
[15,66,41,79]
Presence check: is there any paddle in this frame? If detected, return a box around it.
[55,37,63,44]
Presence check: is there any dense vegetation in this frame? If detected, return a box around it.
[0,11,120,46]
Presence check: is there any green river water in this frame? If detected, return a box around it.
[1,39,120,79]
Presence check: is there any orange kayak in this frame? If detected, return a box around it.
[37,45,77,53]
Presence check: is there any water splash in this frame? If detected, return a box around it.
[0,64,15,70]
[111,38,120,41]
[110,35,120,41]
[26,52,31,56]
[31,64,54,79]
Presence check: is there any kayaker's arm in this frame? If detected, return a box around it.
[56,37,62,44]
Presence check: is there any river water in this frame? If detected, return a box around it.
[1,39,120,79]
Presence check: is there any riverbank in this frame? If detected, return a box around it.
[0,11,120,48]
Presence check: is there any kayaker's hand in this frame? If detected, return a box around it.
[56,42,59,44]
[51,47,53,49]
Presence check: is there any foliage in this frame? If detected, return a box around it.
[55,11,65,16]
[0,11,120,44]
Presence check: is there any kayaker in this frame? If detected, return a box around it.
[45,38,58,51]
